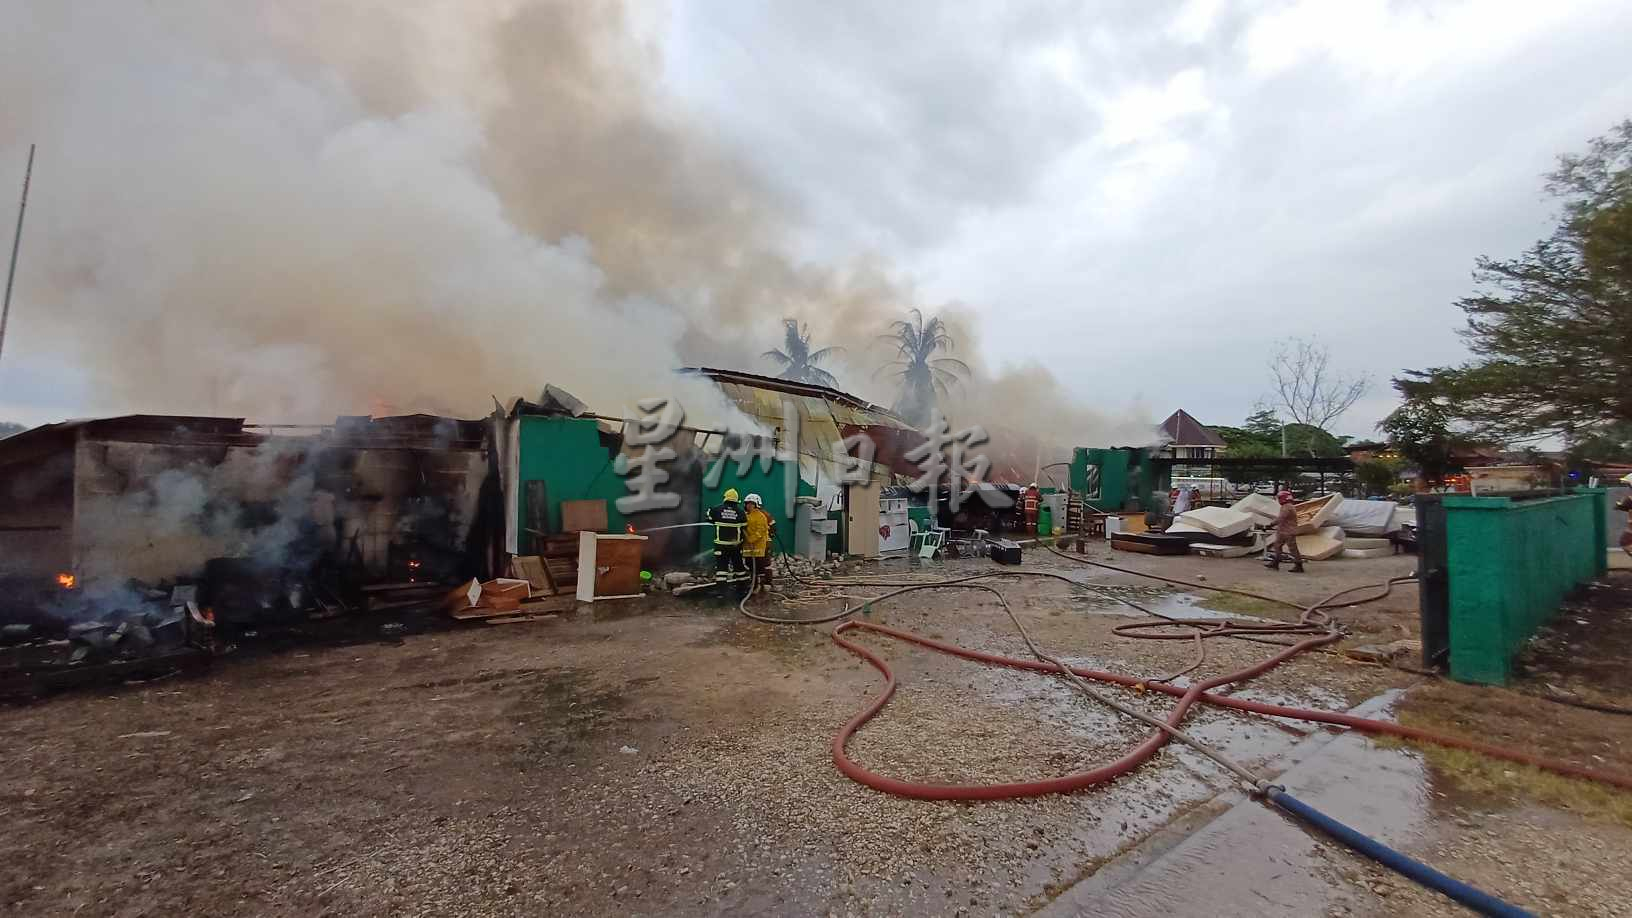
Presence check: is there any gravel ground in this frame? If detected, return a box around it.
[1322,803,1632,917]
[2,550,1623,916]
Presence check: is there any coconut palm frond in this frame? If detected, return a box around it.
[764,317,843,388]
[877,308,970,425]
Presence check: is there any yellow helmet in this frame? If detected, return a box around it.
[723,488,739,502]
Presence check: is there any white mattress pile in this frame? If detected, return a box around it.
[1174,506,1257,538]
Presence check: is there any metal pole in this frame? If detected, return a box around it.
[0,143,36,370]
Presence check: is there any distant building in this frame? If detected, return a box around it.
[1157,409,1225,460]
[1344,440,1391,464]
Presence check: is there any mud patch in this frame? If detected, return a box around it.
[490,668,633,758]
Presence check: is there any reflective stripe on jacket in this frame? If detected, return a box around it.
[708,503,746,546]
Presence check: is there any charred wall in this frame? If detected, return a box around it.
[0,430,77,596]
[70,435,488,587]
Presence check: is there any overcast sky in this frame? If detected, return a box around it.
[662,0,1632,437]
[1,0,1629,438]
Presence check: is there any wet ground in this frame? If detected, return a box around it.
[1,546,1628,916]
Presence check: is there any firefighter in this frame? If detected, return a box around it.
[707,488,748,586]
[1023,483,1041,533]
[742,492,776,591]
[1264,489,1305,573]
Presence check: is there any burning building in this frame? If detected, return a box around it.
[0,413,497,630]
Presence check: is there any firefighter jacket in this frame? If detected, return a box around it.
[742,506,773,558]
[707,502,746,546]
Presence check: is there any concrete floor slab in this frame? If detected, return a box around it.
[1038,692,1437,918]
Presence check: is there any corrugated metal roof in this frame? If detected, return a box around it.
[680,366,911,429]
[0,415,255,456]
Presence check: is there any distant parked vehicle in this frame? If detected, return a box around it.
[1170,476,1233,503]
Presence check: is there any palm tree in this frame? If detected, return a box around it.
[880,308,970,426]
[762,318,842,387]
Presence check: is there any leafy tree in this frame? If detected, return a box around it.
[1397,120,1632,442]
[762,318,842,388]
[1282,423,1347,458]
[1213,425,1273,452]
[1242,407,1283,441]
[1379,399,1462,486]
[1565,421,1632,464]
[1354,458,1403,497]
[880,308,970,427]
[1214,426,1282,486]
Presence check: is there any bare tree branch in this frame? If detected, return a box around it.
[1267,337,1371,455]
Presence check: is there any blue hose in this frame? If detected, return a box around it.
[1265,787,1534,917]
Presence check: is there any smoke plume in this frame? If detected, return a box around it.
[0,0,1150,449]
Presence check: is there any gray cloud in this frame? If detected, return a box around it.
[665,0,1632,437]
[2,0,1628,452]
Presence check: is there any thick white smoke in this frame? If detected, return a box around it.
[0,0,1150,449]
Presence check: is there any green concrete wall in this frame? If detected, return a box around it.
[1071,447,1163,512]
[698,460,809,557]
[1444,489,1608,684]
[1073,448,1129,510]
[517,416,627,550]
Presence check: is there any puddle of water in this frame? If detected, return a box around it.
[1068,589,1282,623]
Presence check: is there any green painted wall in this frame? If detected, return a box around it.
[517,416,627,551]
[698,459,811,556]
[1444,489,1608,685]
[1071,447,1161,512]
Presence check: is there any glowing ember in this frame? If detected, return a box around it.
[56,572,77,590]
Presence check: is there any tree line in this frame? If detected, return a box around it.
[1387,119,1632,478]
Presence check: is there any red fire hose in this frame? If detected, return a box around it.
[825,564,1632,799]
[832,619,1632,797]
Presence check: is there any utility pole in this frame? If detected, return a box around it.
[0,144,36,371]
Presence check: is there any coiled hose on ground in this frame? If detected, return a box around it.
[729,547,1631,915]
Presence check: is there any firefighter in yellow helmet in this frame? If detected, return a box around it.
[741,493,776,592]
[707,487,748,587]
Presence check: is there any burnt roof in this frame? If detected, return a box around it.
[0,412,488,459]
[332,414,486,447]
[1159,409,1225,448]
[0,415,256,454]
[678,366,905,421]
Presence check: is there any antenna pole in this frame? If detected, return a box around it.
[0,143,38,370]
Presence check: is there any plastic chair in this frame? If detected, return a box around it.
[910,519,948,559]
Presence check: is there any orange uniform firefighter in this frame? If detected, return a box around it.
[1264,490,1306,573]
[742,493,776,590]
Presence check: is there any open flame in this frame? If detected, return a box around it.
[407,558,422,582]
[56,572,77,590]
